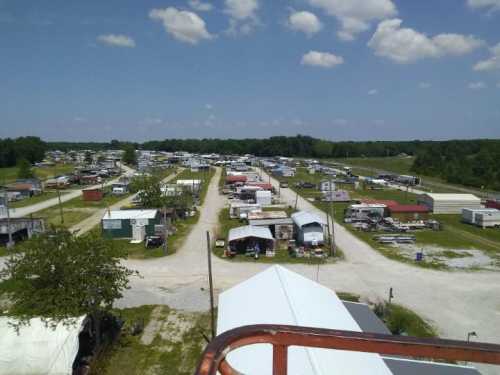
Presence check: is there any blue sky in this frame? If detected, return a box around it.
[0,0,499,142]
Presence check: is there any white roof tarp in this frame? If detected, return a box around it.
[217,266,393,375]
[291,211,327,228]
[0,316,85,375]
[228,225,274,242]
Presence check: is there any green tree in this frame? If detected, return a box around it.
[16,158,34,179]
[0,229,135,342]
[122,145,137,165]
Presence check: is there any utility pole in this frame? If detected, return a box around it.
[3,189,13,248]
[163,205,168,255]
[57,186,64,224]
[329,179,336,257]
[206,231,216,339]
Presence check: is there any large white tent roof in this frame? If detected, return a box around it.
[217,266,392,375]
[228,225,274,242]
[0,316,85,375]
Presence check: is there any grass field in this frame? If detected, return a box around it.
[379,302,437,338]
[330,156,499,195]
[91,305,210,375]
[0,164,75,184]
[34,189,133,228]
[9,191,61,208]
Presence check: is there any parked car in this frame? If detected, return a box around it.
[279,181,289,188]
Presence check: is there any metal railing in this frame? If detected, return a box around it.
[194,324,500,375]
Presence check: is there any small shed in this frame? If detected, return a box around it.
[291,211,327,246]
[255,190,272,206]
[228,225,275,254]
[322,190,350,202]
[82,187,103,201]
[418,193,482,214]
[388,204,430,220]
[101,209,161,239]
[176,179,201,192]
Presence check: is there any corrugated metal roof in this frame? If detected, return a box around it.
[102,209,158,220]
[227,225,274,242]
[248,218,294,226]
[389,204,430,213]
[422,193,481,202]
[291,211,327,227]
[217,266,393,375]
[247,211,288,220]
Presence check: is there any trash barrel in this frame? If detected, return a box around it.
[416,252,423,261]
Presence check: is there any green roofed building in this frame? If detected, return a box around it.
[101,209,161,240]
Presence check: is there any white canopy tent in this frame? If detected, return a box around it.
[0,316,86,375]
[217,266,393,375]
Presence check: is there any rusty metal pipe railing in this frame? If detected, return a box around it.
[194,324,500,375]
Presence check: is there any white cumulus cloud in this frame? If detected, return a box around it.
[467,0,500,11]
[149,7,213,44]
[468,81,487,89]
[308,0,397,41]
[418,82,431,89]
[367,19,484,63]
[473,42,500,71]
[301,51,344,68]
[288,11,322,36]
[368,89,378,95]
[189,0,214,12]
[97,34,135,48]
[224,0,259,34]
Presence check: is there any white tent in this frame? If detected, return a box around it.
[0,316,86,375]
[217,266,392,375]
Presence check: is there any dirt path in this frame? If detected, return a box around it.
[70,169,181,236]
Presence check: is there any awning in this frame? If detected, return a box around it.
[228,225,274,242]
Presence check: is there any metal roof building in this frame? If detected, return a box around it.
[418,193,482,214]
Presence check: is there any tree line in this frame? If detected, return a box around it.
[2,135,499,190]
[411,139,500,190]
[0,137,46,168]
